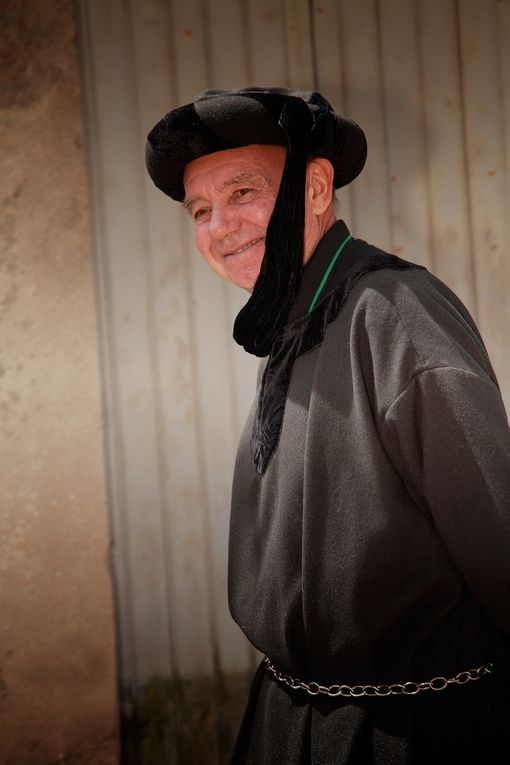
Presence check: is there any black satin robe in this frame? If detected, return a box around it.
[228,221,510,764]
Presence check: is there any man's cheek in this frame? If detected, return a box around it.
[250,199,276,226]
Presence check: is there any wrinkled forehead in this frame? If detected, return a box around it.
[183,145,286,195]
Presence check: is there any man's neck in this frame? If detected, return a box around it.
[303,208,337,265]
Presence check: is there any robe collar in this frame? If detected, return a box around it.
[287,219,355,322]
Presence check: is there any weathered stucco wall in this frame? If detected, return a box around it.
[0,1,119,763]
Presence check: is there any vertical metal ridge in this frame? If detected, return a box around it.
[281,0,291,86]
[240,0,254,84]
[201,0,214,85]
[374,0,396,253]
[335,2,355,224]
[415,0,436,275]
[145,7,192,752]
[453,0,479,323]
[168,0,181,105]
[157,1,183,693]
[75,0,139,693]
[157,5,185,757]
[115,0,169,688]
[124,0,178,688]
[308,0,320,90]
[494,0,510,223]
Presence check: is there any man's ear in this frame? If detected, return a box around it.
[306,158,335,215]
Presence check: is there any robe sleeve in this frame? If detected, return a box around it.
[381,365,510,637]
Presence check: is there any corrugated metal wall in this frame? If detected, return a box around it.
[78,0,510,760]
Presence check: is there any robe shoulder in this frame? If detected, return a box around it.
[331,264,500,416]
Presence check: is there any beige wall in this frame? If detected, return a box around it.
[0,1,118,763]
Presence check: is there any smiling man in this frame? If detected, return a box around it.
[146,88,510,764]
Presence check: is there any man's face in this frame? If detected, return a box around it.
[183,145,286,292]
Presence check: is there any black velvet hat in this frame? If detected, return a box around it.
[145,87,367,356]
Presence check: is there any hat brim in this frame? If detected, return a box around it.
[145,90,367,202]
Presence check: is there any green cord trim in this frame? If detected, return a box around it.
[307,233,353,315]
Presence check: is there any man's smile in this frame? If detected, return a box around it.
[222,237,264,258]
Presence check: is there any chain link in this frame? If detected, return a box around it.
[263,657,492,698]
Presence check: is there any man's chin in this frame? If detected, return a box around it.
[222,240,265,292]
[224,263,262,293]
[231,275,258,293]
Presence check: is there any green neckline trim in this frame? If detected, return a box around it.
[307,232,353,315]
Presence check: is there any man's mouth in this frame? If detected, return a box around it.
[224,238,264,257]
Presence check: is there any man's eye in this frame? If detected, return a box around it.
[234,187,253,199]
[193,207,209,221]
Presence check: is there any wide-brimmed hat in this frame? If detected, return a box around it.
[146,87,366,201]
[145,87,366,356]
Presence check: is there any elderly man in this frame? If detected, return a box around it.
[146,88,510,764]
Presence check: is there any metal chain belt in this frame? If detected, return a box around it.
[263,656,493,698]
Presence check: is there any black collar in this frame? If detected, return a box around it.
[287,219,355,322]
[252,232,424,473]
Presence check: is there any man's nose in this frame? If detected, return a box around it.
[208,206,239,239]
